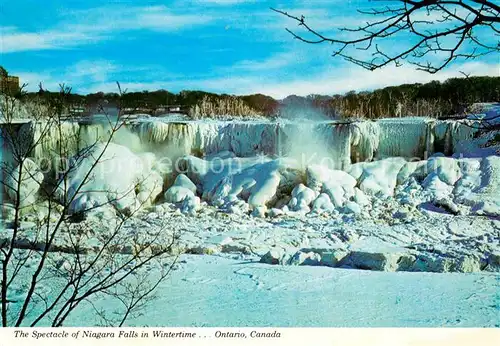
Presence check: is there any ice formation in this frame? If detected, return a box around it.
[350,157,407,196]
[1,115,487,180]
[164,174,197,203]
[288,184,318,212]
[350,121,380,162]
[311,193,335,213]
[180,155,302,210]
[4,158,44,207]
[376,118,433,158]
[1,111,498,276]
[55,143,163,214]
[454,155,500,217]
[1,107,499,280]
[18,121,81,172]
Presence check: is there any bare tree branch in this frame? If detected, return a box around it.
[272,0,499,73]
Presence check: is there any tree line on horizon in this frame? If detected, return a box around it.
[35,76,500,119]
[2,64,499,120]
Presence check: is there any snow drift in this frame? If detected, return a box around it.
[55,143,163,214]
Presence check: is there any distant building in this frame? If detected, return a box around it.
[0,75,20,95]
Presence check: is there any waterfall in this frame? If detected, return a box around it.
[350,121,380,163]
[376,117,433,159]
[0,117,481,178]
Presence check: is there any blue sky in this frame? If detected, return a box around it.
[1,0,498,98]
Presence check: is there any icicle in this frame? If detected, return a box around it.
[350,121,380,163]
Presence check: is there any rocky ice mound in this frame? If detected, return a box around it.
[56,143,163,215]
[171,150,499,219]
[454,156,500,217]
[164,173,201,215]
[5,118,497,221]
[2,130,499,276]
[179,155,303,215]
[349,157,407,196]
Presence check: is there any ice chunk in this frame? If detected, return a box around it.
[56,143,163,214]
[344,201,362,214]
[322,182,345,207]
[251,205,267,218]
[422,172,453,200]
[353,188,370,206]
[356,158,407,196]
[172,174,197,193]
[191,156,301,208]
[306,164,356,193]
[311,193,335,213]
[426,157,461,186]
[164,186,195,203]
[396,160,427,185]
[288,184,318,211]
[181,195,201,215]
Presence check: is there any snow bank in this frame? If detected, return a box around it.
[288,184,318,212]
[171,149,498,219]
[426,157,461,185]
[306,164,356,193]
[391,154,500,217]
[396,160,427,185]
[350,157,407,196]
[57,143,164,214]
[210,158,300,209]
[179,154,305,212]
[456,156,500,217]
[164,174,200,214]
[306,164,357,208]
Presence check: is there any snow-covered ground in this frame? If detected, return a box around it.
[60,254,499,327]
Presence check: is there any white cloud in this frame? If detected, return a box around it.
[250,62,500,99]
[12,60,121,92]
[78,81,171,95]
[68,6,214,33]
[12,59,180,94]
[0,6,214,53]
[182,61,499,99]
[0,27,102,53]
[65,60,119,83]
[12,57,498,98]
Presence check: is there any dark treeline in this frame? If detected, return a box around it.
[5,71,500,119]
[328,76,500,119]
